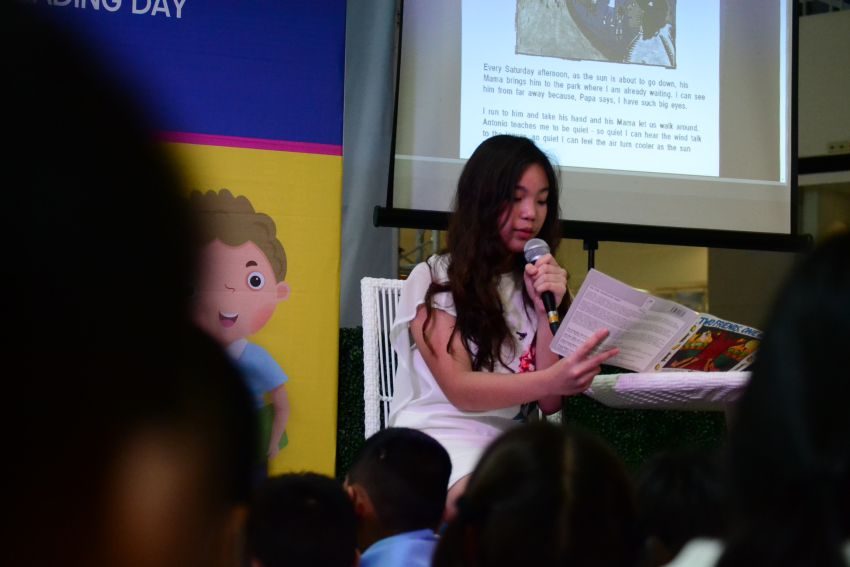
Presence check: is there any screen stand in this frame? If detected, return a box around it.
[583,239,598,271]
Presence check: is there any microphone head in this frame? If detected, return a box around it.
[523,238,550,264]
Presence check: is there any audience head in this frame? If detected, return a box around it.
[93,328,257,567]
[247,473,358,567]
[636,449,725,566]
[345,427,452,548]
[6,4,256,566]
[7,3,197,352]
[14,328,257,567]
[720,231,850,566]
[434,422,640,567]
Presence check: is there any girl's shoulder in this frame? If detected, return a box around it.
[426,254,450,281]
[401,255,455,315]
[407,254,450,285]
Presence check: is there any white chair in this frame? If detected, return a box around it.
[360,277,405,438]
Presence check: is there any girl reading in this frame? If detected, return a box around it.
[389,135,617,512]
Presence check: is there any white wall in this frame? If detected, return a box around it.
[705,10,850,331]
[798,10,850,157]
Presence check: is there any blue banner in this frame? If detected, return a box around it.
[36,0,346,146]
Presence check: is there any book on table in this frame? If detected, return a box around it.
[550,269,762,373]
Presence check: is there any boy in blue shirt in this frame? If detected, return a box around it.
[345,428,452,567]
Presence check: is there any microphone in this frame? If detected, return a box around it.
[523,238,560,334]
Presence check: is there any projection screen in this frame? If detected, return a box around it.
[390,0,796,240]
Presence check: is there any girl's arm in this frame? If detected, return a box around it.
[522,253,577,414]
[412,305,616,412]
[534,313,565,415]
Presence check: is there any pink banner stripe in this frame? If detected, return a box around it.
[158,131,342,156]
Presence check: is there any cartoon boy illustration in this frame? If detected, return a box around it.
[190,189,290,461]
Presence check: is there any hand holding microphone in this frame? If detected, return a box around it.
[523,238,568,335]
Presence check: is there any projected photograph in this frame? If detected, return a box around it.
[516,0,677,69]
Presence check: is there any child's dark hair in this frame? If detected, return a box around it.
[423,135,562,371]
[433,422,640,567]
[247,473,358,567]
[636,449,725,561]
[347,427,452,533]
[6,3,255,565]
[719,232,850,567]
[128,326,258,509]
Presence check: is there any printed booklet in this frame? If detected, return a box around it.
[550,269,762,373]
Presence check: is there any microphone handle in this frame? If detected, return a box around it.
[541,291,560,335]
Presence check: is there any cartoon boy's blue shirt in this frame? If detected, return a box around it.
[232,342,288,408]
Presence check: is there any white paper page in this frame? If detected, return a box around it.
[461,0,720,176]
[551,269,698,371]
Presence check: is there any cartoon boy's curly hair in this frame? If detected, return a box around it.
[189,189,287,282]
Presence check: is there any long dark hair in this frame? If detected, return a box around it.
[423,135,562,371]
[719,232,850,567]
[433,423,640,567]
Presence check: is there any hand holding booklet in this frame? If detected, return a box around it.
[551,270,762,373]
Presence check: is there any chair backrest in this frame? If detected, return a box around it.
[361,277,405,438]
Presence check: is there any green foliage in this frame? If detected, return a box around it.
[336,327,365,479]
[562,395,726,472]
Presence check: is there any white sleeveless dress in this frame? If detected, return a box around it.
[388,255,538,486]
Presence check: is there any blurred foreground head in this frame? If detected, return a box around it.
[247,473,359,567]
[636,449,725,565]
[346,427,452,548]
[434,422,640,567]
[721,231,850,567]
[4,3,255,566]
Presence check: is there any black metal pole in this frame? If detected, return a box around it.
[584,238,598,271]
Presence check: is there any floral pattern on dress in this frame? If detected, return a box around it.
[518,343,536,373]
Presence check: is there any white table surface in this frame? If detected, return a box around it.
[584,371,750,411]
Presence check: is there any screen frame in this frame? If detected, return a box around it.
[380,0,807,252]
